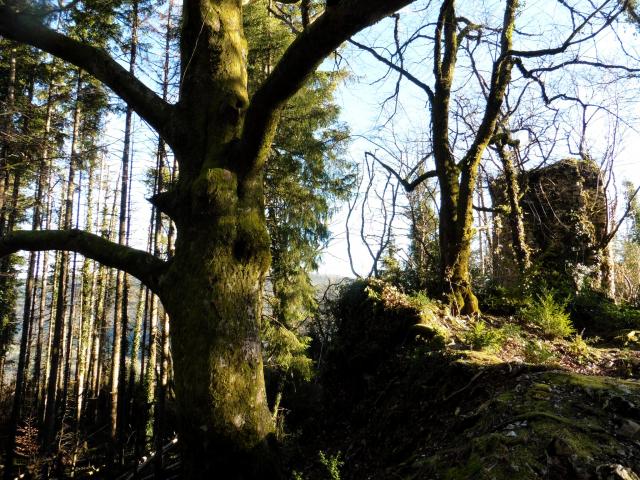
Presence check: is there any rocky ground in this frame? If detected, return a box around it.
[289,281,640,480]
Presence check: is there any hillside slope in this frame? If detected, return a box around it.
[290,281,640,480]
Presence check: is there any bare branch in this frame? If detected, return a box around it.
[0,6,175,145]
[528,58,640,75]
[366,151,437,192]
[457,0,518,174]
[473,204,505,214]
[348,38,435,103]
[601,184,640,247]
[345,169,365,279]
[0,229,167,293]
[509,0,624,59]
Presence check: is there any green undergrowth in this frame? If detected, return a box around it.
[521,291,575,339]
[289,279,640,479]
[571,289,640,340]
[481,284,640,343]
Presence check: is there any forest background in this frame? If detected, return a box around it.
[1,0,640,478]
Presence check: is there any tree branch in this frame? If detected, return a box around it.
[527,58,640,75]
[348,38,435,103]
[509,0,623,59]
[601,184,640,248]
[0,229,167,293]
[366,152,437,192]
[238,0,416,179]
[473,204,506,214]
[0,6,175,145]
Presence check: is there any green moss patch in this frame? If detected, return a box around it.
[295,346,640,479]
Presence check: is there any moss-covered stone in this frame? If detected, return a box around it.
[318,279,455,411]
[455,350,503,366]
[299,339,640,480]
[491,158,608,289]
[410,323,448,350]
[415,368,640,479]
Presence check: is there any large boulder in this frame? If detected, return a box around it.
[321,279,444,402]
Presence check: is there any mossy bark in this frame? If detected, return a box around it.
[431,0,517,315]
[495,130,530,274]
[154,3,278,476]
[432,0,479,315]
[158,171,278,478]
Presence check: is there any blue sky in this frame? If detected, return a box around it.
[317,0,640,277]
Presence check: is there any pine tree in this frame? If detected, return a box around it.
[244,0,353,415]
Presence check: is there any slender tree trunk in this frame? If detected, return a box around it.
[0,46,17,388]
[0,68,32,398]
[476,180,485,277]
[34,247,50,401]
[87,157,108,402]
[128,285,144,396]
[154,311,169,477]
[128,285,144,469]
[61,172,82,421]
[43,71,82,448]
[3,74,37,479]
[99,171,119,422]
[144,294,158,446]
[110,180,125,439]
[140,289,148,391]
[601,242,616,299]
[76,159,95,423]
[33,80,55,405]
[111,1,138,445]
[43,216,67,446]
[495,131,530,273]
[478,173,492,274]
[42,250,61,424]
[88,262,105,399]
[151,6,175,468]
[0,46,16,232]
[24,251,40,393]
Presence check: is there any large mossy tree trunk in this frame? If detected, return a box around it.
[0,0,417,477]
[159,178,276,477]
[436,169,479,315]
[152,3,278,475]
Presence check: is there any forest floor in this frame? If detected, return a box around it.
[288,286,640,480]
[6,283,640,479]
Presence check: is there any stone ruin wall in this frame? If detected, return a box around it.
[489,158,609,289]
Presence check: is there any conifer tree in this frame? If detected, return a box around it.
[244,0,352,414]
